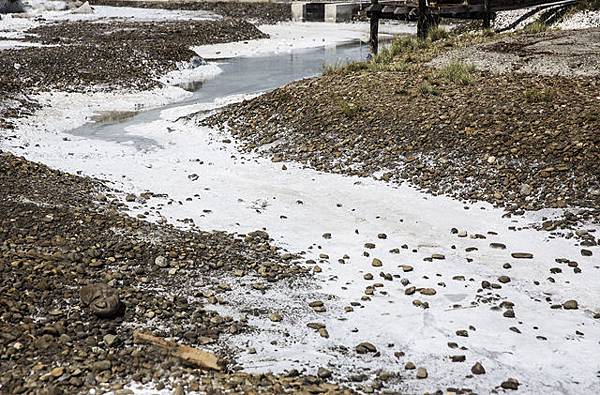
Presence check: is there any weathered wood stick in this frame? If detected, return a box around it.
[133,330,222,371]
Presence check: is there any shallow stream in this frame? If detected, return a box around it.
[69,42,369,148]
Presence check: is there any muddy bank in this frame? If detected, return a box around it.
[205,32,600,230]
[89,0,292,24]
[0,151,358,394]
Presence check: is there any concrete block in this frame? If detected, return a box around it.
[291,2,307,22]
[292,2,325,22]
[324,3,360,23]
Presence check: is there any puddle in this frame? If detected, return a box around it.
[91,110,138,124]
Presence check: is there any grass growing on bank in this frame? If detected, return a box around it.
[437,62,476,85]
[322,30,487,83]
[373,36,430,64]
[337,99,363,117]
[419,81,439,96]
[524,21,548,34]
[322,60,408,75]
[427,25,450,42]
[322,36,431,76]
[523,87,556,103]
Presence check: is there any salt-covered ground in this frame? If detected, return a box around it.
[3,44,600,395]
[558,9,600,30]
[1,6,599,393]
[493,4,600,32]
[0,0,219,49]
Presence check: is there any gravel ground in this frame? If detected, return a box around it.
[0,9,355,393]
[430,28,600,77]
[205,31,600,231]
[0,151,358,394]
[89,0,292,24]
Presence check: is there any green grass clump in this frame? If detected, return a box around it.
[524,21,548,34]
[322,58,409,76]
[337,99,362,117]
[322,60,356,75]
[437,62,476,85]
[523,87,555,103]
[373,36,430,64]
[419,81,439,96]
[427,25,450,42]
[321,36,431,76]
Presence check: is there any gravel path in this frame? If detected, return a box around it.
[430,28,600,77]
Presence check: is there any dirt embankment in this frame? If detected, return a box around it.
[0,151,357,394]
[89,0,292,24]
[205,30,600,232]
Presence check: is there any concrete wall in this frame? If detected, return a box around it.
[293,1,369,22]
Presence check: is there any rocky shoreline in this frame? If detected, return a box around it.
[205,30,600,236]
[0,151,357,394]
[1,18,266,95]
[0,7,346,392]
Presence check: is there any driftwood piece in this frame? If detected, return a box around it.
[133,330,222,371]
